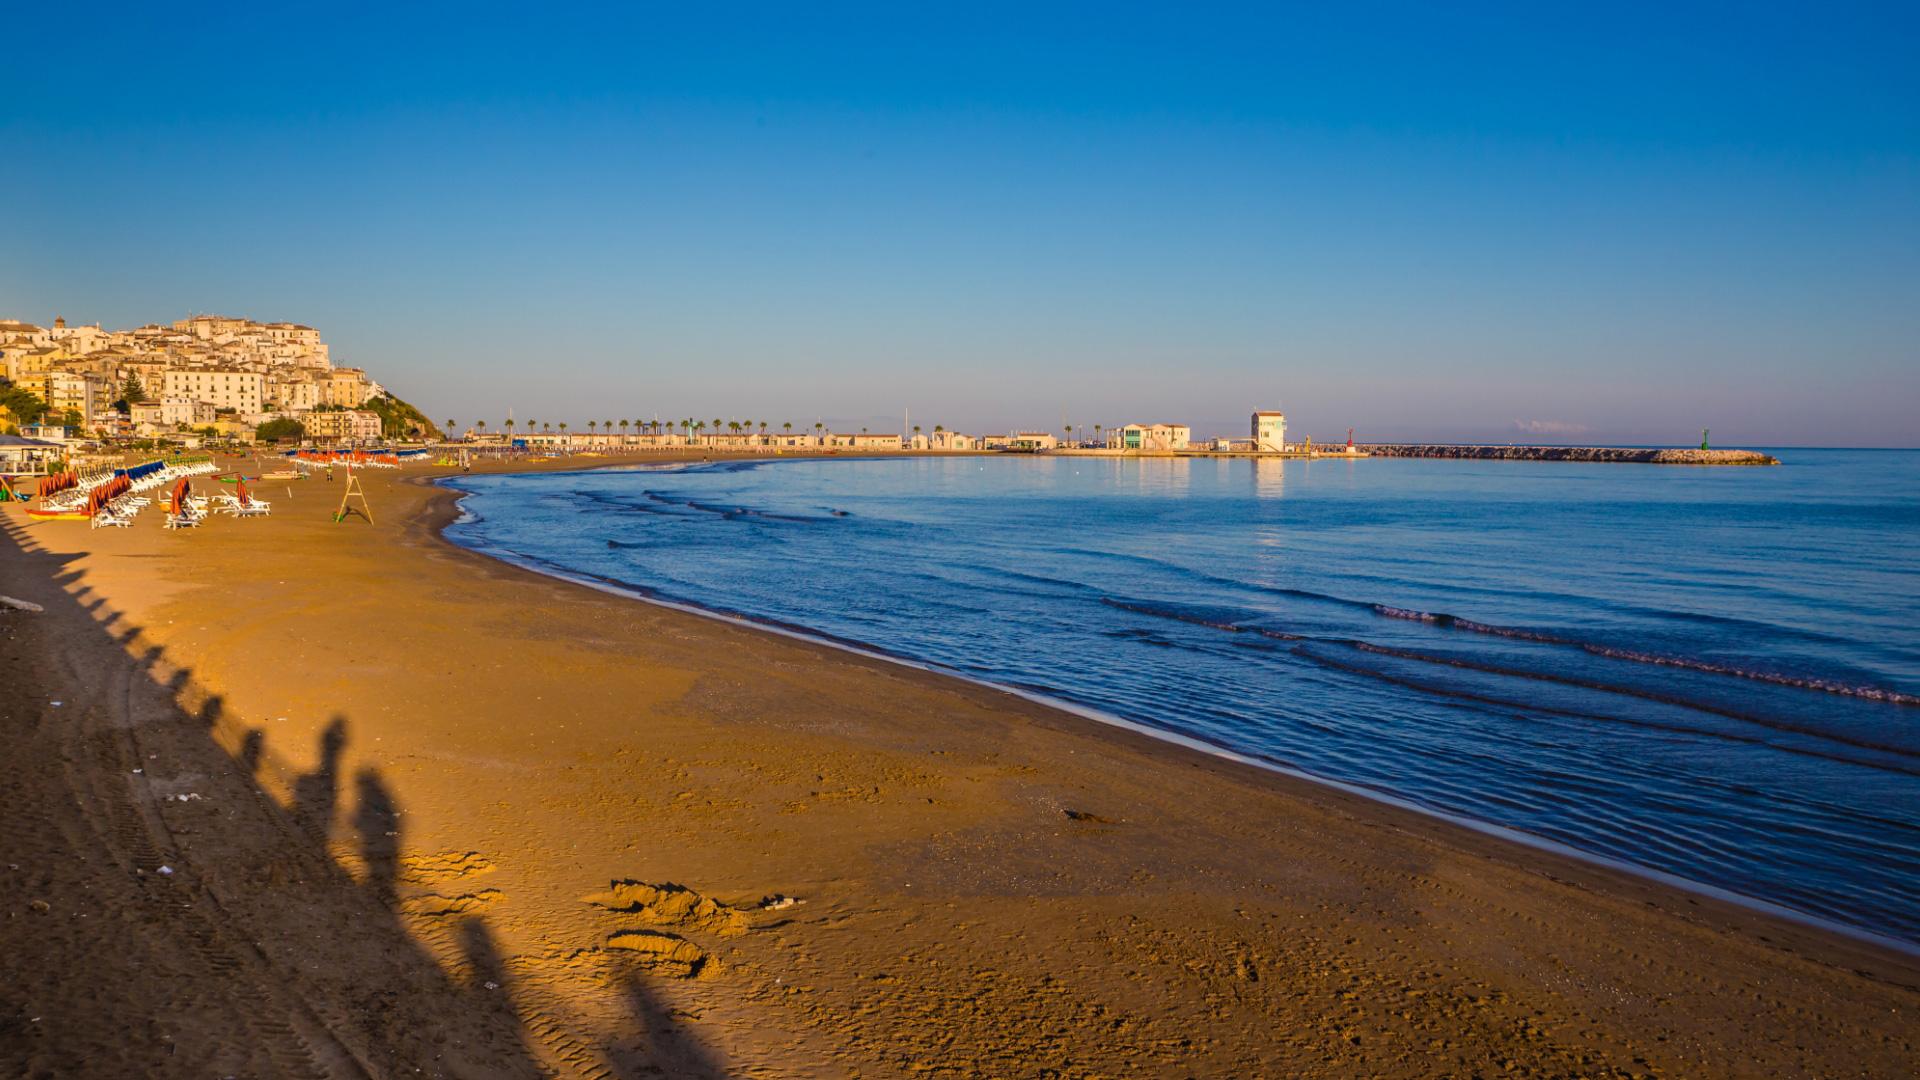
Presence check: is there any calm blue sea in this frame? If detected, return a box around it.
[445,451,1920,947]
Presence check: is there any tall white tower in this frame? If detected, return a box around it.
[1252,410,1286,452]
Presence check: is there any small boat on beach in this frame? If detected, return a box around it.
[25,505,90,522]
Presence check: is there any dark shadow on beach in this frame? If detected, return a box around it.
[0,517,722,1079]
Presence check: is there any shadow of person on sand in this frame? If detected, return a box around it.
[614,971,732,1080]
[292,715,348,841]
[453,917,544,1067]
[352,766,402,906]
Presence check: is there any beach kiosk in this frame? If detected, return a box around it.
[0,433,63,477]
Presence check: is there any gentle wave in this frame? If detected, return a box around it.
[1104,594,1920,772]
[1371,605,1920,706]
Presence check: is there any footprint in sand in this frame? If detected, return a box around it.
[400,850,496,883]
[606,930,711,978]
[583,880,749,937]
[401,889,505,917]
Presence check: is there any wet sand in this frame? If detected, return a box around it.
[2,453,1915,1078]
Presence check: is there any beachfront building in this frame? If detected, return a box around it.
[1107,423,1190,451]
[20,423,76,445]
[1253,411,1286,452]
[0,432,62,473]
[928,430,976,451]
[981,431,1058,451]
[824,432,905,450]
[304,409,382,443]
[130,397,216,431]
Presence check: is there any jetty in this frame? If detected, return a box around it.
[1359,444,1779,465]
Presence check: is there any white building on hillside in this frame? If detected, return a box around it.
[163,368,266,413]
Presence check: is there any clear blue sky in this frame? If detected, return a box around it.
[4,2,1915,445]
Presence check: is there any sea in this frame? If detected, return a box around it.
[443,450,1920,949]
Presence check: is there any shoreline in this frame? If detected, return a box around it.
[434,466,1918,958]
[4,452,1916,1077]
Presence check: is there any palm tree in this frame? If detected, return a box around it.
[558,421,568,437]
[504,418,515,440]
[445,419,455,440]
[477,420,487,437]
[934,424,944,433]
[587,421,597,440]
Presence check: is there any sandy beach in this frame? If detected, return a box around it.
[2,454,1915,1079]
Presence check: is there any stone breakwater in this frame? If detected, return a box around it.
[1360,445,1779,465]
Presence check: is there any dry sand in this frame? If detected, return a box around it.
[1,453,1915,1078]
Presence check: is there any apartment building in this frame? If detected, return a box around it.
[162,368,266,413]
[268,375,324,412]
[45,371,116,427]
[304,409,383,443]
[131,397,216,429]
[322,368,376,407]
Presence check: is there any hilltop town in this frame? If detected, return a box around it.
[0,314,428,446]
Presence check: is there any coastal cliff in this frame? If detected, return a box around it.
[1360,444,1779,465]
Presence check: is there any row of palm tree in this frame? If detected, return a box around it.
[441,417,1126,448]
[446,418,970,442]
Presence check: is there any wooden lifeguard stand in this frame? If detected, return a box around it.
[333,463,373,524]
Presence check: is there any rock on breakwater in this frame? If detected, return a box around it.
[1360,444,1779,465]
